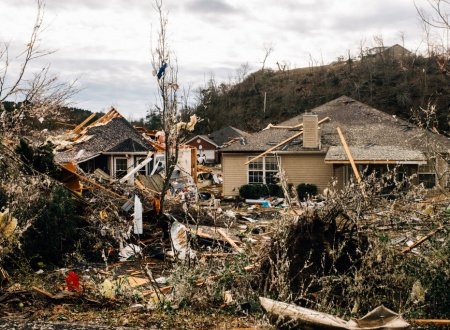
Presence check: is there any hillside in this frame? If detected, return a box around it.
[193,52,450,134]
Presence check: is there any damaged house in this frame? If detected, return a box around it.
[186,126,249,164]
[220,96,450,196]
[50,108,196,186]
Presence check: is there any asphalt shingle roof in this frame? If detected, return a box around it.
[222,96,450,158]
[54,110,154,163]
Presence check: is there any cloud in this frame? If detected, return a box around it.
[184,0,238,14]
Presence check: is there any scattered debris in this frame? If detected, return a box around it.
[260,297,410,329]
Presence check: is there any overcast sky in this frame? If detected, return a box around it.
[0,0,439,119]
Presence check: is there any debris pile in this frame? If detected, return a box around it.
[0,112,449,328]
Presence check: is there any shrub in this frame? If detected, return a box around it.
[21,186,83,268]
[239,184,260,199]
[239,184,284,199]
[268,184,284,198]
[15,138,59,177]
[296,183,317,201]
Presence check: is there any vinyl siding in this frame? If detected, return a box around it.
[222,154,248,196]
[222,153,333,196]
[281,154,333,193]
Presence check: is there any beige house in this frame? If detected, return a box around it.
[221,96,450,196]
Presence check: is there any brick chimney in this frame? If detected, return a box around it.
[302,113,320,149]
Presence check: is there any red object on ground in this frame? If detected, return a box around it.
[65,271,80,292]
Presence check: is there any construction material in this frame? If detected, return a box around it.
[134,195,143,235]
[411,319,450,326]
[337,127,361,184]
[72,113,96,134]
[61,163,128,201]
[119,152,153,183]
[217,228,244,253]
[260,297,410,330]
[246,117,330,165]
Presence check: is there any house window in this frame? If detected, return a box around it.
[114,158,128,178]
[248,156,279,184]
[418,162,436,188]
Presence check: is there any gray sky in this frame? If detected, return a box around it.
[0,0,437,119]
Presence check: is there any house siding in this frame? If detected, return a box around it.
[222,154,248,196]
[222,152,333,196]
[281,154,333,193]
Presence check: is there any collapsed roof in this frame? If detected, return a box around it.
[51,108,154,163]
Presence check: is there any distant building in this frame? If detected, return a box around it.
[366,44,412,60]
[186,126,249,164]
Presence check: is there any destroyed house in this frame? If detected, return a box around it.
[220,96,450,196]
[186,126,249,163]
[53,108,157,180]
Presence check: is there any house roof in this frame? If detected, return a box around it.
[208,126,250,146]
[185,135,219,148]
[222,96,450,159]
[325,146,427,164]
[53,108,154,163]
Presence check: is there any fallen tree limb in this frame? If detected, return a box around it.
[401,225,444,254]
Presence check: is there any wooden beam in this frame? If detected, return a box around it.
[217,228,244,253]
[336,127,361,184]
[245,117,330,165]
[72,113,96,134]
[412,319,450,326]
[32,286,55,299]
[266,123,304,130]
[401,226,444,254]
[60,164,128,201]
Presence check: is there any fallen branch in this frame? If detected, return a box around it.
[401,225,444,254]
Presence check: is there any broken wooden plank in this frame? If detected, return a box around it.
[119,152,153,183]
[246,117,330,165]
[61,164,128,201]
[411,319,450,326]
[336,127,361,184]
[32,286,55,299]
[72,113,96,134]
[217,228,244,253]
[401,226,444,254]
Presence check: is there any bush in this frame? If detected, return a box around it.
[15,138,59,177]
[21,186,83,268]
[239,184,284,199]
[296,183,318,201]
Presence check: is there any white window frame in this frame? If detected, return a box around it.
[114,157,128,179]
[418,162,436,188]
[247,156,279,184]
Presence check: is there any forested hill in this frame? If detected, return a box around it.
[192,52,450,135]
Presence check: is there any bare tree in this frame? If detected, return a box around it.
[261,43,274,71]
[0,0,77,137]
[151,0,190,216]
[415,0,450,29]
